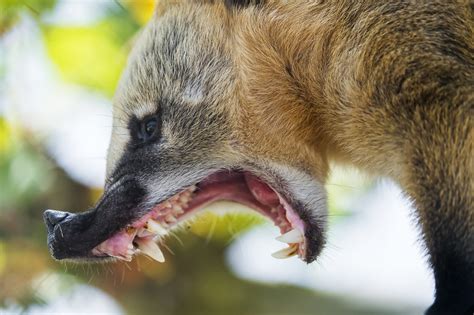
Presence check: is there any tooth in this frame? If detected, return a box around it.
[137,228,154,237]
[163,201,172,208]
[110,253,132,262]
[174,210,184,216]
[188,185,196,192]
[146,220,168,235]
[173,205,183,213]
[166,214,177,223]
[136,239,165,263]
[276,229,303,244]
[126,226,137,236]
[179,195,189,204]
[182,190,191,197]
[271,245,298,259]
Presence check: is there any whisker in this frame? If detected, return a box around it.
[205,215,218,244]
[161,242,175,255]
[169,231,184,247]
[136,256,141,272]
[123,262,132,271]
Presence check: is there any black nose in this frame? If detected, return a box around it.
[43,209,69,228]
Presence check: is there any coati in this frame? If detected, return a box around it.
[43,1,474,314]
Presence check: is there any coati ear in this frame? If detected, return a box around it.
[224,0,264,9]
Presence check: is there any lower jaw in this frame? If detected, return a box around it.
[91,171,308,263]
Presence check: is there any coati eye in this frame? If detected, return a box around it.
[137,117,158,142]
[144,119,157,136]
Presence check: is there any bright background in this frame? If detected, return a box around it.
[1,1,434,314]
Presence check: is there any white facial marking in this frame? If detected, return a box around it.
[133,102,157,121]
[183,82,204,105]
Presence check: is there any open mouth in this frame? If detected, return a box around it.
[92,170,309,263]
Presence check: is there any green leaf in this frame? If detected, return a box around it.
[0,0,56,34]
[42,19,137,96]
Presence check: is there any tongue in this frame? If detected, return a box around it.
[92,230,134,258]
[244,173,280,207]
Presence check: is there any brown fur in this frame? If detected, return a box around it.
[42,6,473,314]
[228,3,473,313]
[150,0,474,312]
[227,1,474,314]
[112,1,473,313]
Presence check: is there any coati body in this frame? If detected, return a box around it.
[44,1,474,314]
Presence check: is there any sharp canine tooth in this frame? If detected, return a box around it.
[276,229,303,244]
[164,201,172,208]
[146,220,168,235]
[136,239,165,263]
[138,227,154,237]
[271,245,298,259]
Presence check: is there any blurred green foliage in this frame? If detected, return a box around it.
[0,0,56,34]
[0,119,53,210]
[42,7,140,96]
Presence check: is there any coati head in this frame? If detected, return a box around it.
[44,0,328,264]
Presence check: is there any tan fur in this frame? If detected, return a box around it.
[110,1,473,313]
[228,5,473,310]
[230,1,473,177]
[229,3,474,314]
